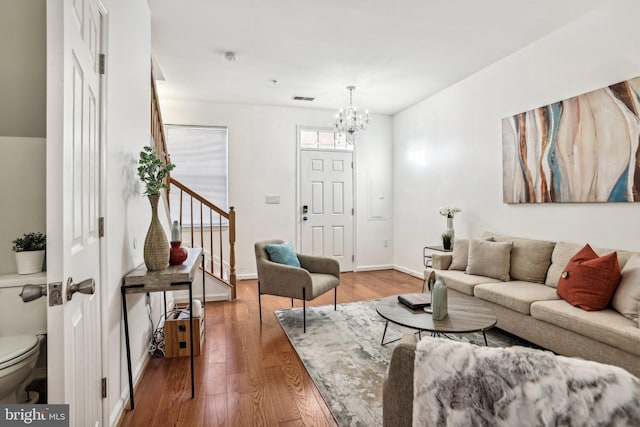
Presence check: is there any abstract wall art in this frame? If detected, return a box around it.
[502,76,640,203]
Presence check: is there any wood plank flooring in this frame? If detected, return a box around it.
[118,269,422,427]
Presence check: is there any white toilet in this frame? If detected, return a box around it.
[0,273,47,404]
[0,335,43,403]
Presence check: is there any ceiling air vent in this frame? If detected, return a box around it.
[292,96,315,101]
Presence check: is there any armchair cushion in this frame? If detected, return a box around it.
[264,241,301,267]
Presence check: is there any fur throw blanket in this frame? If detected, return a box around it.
[413,338,640,427]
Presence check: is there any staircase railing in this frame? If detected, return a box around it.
[151,69,236,299]
[169,178,236,299]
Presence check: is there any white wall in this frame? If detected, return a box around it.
[0,0,46,275]
[0,137,46,274]
[98,1,163,425]
[160,100,394,276]
[393,0,640,277]
[0,0,46,137]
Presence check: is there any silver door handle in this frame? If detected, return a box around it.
[67,277,95,301]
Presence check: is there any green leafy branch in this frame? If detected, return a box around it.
[137,146,176,196]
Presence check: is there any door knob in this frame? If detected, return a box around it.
[67,277,95,301]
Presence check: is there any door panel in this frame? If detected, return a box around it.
[47,0,103,425]
[300,150,354,271]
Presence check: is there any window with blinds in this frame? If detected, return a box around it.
[165,125,228,226]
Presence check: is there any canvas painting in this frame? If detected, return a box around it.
[502,76,640,203]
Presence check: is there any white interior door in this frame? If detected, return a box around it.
[47,0,103,425]
[300,150,354,271]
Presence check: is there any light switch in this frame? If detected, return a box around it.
[265,195,280,204]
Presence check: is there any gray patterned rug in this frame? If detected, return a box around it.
[275,299,532,427]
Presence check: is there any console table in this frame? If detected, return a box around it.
[121,247,204,410]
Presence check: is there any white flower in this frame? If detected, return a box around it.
[439,206,461,218]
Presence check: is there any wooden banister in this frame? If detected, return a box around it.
[150,67,236,300]
[170,177,236,300]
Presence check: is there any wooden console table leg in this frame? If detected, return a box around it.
[189,281,195,398]
[122,286,135,409]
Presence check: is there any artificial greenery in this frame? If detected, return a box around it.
[441,232,453,249]
[137,146,175,196]
[12,232,46,252]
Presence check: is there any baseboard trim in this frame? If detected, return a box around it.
[392,265,424,279]
[111,350,151,426]
[237,273,257,280]
[354,264,393,272]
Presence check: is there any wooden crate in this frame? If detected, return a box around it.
[164,305,205,358]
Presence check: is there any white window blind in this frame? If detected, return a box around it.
[165,125,228,226]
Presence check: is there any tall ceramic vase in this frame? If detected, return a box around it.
[446,216,454,249]
[144,194,169,271]
[431,276,448,320]
[446,216,454,240]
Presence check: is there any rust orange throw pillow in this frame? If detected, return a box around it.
[556,244,621,311]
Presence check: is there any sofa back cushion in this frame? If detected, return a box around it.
[482,232,555,284]
[611,254,640,323]
[556,244,621,311]
[466,239,512,281]
[448,239,469,271]
[546,242,635,288]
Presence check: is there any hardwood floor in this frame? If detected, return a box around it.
[118,269,422,427]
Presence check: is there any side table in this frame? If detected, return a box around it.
[121,247,204,410]
[423,245,452,292]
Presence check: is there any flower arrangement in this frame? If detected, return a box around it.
[12,232,46,252]
[439,206,461,218]
[137,146,175,196]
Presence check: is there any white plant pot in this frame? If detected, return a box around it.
[15,251,45,275]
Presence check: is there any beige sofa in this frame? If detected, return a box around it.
[422,233,640,377]
[382,234,640,426]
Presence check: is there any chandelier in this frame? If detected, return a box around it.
[335,85,369,144]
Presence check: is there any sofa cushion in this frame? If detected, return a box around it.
[556,244,621,311]
[448,239,469,271]
[530,300,640,357]
[474,281,560,315]
[611,254,640,322]
[429,269,498,296]
[481,232,555,284]
[508,238,555,283]
[546,242,635,288]
[466,239,512,281]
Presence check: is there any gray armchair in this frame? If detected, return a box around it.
[254,240,340,332]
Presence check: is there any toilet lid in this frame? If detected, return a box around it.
[0,335,39,366]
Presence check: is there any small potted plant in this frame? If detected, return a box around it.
[441,232,453,251]
[12,232,46,275]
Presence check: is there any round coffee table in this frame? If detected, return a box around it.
[376,292,497,346]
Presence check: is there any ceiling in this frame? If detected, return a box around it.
[150,0,607,116]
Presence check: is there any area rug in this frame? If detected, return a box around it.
[275,299,532,427]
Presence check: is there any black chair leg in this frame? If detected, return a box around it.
[303,287,306,333]
[334,287,337,310]
[291,298,294,307]
[258,281,262,323]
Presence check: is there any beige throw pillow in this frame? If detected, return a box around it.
[611,254,640,323]
[466,239,513,281]
[449,239,469,271]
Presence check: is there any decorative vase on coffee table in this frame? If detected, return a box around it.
[143,194,169,271]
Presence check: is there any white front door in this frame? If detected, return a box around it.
[300,150,354,271]
[47,0,103,425]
